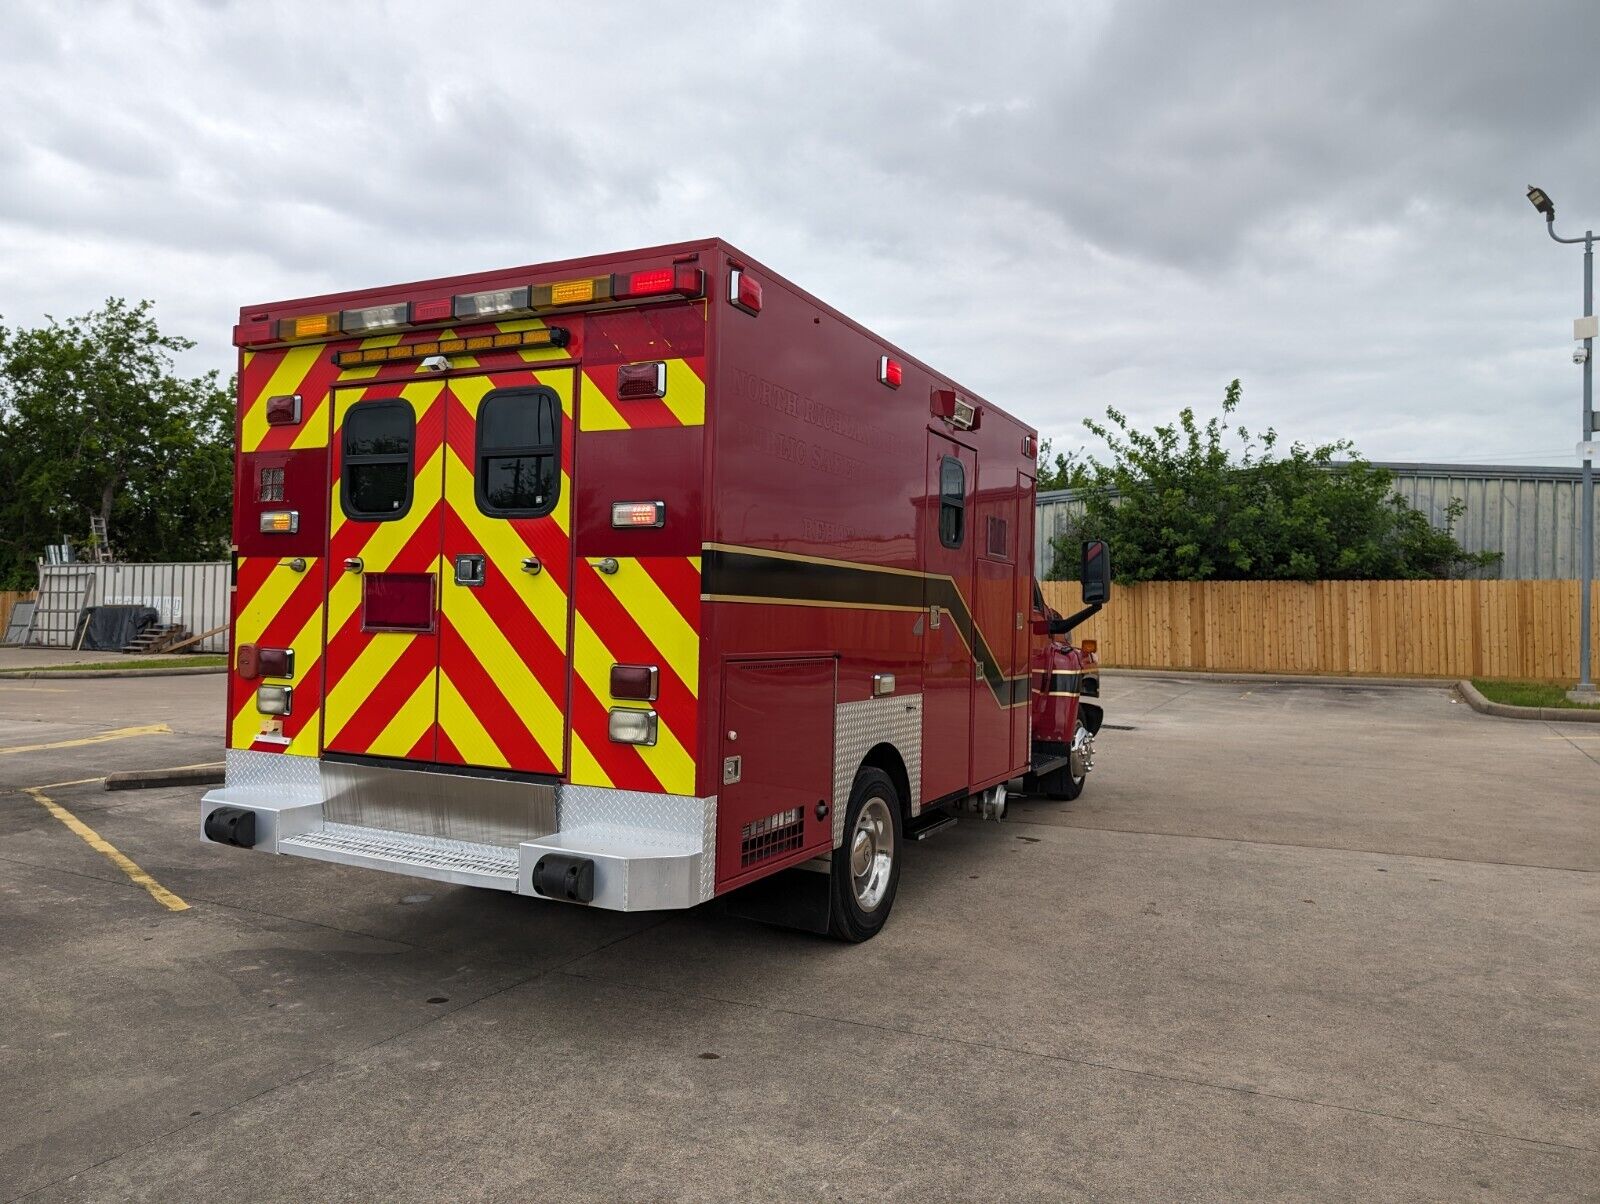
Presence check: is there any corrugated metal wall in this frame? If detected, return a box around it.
[27,562,230,651]
[1036,462,1600,580]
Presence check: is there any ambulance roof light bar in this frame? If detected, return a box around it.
[248,262,705,348]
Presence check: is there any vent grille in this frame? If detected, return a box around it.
[740,806,804,867]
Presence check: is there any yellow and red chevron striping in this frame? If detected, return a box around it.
[567,555,701,797]
[579,356,707,431]
[227,556,326,755]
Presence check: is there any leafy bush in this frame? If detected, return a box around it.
[1050,381,1499,582]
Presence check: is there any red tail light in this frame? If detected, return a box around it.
[610,664,660,701]
[257,647,295,678]
[362,573,436,633]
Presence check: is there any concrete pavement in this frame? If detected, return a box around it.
[0,675,1594,1200]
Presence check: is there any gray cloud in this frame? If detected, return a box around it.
[2,0,1597,467]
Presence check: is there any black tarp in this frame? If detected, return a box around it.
[75,605,159,652]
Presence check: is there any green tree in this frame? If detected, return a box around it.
[0,299,233,588]
[1035,437,1089,492]
[1051,380,1498,583]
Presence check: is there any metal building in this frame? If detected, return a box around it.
[1036,462,1600,580]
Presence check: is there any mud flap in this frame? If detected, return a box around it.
[722,861,833,935]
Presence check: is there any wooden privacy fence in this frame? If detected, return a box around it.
[1039,579,1600,681]
[0,590,35,640]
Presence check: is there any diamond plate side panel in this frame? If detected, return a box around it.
[556,785,718,904]
[832,694,923,846]
[223,747,322,799]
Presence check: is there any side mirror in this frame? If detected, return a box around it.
[1081,539,1111,605]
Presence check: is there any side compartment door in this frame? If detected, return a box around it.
[436,369,576,773]
[323,381,447,760]
[920,433,977,800]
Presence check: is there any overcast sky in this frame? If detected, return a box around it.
[4,0,1598,467]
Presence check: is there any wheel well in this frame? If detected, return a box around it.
[860,742,913,821]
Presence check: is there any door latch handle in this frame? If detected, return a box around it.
[453,553,487,587]
[343,557,363,574]
[595,557,620,575]
[521,556,542,575]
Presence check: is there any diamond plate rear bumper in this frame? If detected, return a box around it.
[201,750,717,911]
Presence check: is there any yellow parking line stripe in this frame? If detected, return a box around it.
[24,785,189,912]
[0,685,71,693]
[0,724,171,757]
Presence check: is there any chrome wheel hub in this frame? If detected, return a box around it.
[1069,722,1095,779]
[850,797,894,912]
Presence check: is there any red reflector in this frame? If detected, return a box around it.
[362,573,436,633]
[878,356,903,388]
[256,647,294,678]
[730,269,762,315]
[610,664,659,701]
[265,394,302,425]
[235,643,259,680]
[616,361,667,400]
[410,298,452,323]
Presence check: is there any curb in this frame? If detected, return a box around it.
[1454,679,1600,723]
[1101,667,1454,690]
[0,667,226,680]
[105,763,226,791]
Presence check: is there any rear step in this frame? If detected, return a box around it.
[906,811,957,841]
[278,822,519,891]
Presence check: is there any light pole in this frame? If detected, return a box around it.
[1527,185,1598,703]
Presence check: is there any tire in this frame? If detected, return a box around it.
[1044,716,1088,801]
[828,766,903,943]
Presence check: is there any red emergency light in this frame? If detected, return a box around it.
[409,297,453,323]
[617,361,667,400]
[877,356,903,389]
[265,394,302,426]
[611,265,704,302]
[729,268,762,315]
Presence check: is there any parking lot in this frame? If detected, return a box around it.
[1,671,1595,1201]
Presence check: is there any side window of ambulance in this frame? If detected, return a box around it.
[342,401,414,521]
[939,456,965,549]
[477,387,561,517]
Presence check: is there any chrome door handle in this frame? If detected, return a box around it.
[595,557,620,575]
[521,556,542,575]
[343,557,364,574]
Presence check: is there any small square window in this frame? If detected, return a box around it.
[257,467,285,502]
[987,515,1009,558]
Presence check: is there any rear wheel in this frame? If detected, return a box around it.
[828,766,902,942]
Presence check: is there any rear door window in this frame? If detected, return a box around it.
[342,400,414,520]
[476,387,561,517]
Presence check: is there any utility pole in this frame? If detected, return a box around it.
[1527,186,1598,704]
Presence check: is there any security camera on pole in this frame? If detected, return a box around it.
[1527,185,1599,704]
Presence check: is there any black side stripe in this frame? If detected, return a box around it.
[703,547,1031,707]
